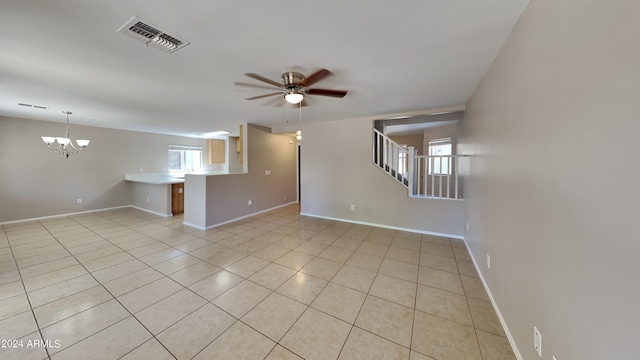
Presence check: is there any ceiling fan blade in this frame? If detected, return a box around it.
[234,82,280,90]
[244,73,283,87]
[307,88,348,98]
[245,92,282,100]
[300,68,332,87]
[264,96,284,107]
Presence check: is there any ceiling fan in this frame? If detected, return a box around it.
[234,68,348,106]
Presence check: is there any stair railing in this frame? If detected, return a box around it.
[373,129,466,200]
[373,129,410,188]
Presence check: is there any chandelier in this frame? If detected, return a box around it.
[41,111,90,158]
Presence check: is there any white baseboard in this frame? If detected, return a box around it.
[184,201,299,230]
[182,221,206,230]
[299,212,464,240]
[0,205,131,225]
[129,206,173,218]
[0,205,175,225]
[463,238,523,360]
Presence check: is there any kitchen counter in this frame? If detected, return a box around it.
[124,173,185,185]
[124,170,235,184]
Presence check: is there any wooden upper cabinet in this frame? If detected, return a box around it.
[208,139,225,164]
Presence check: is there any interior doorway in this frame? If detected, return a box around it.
[297,144,301,207]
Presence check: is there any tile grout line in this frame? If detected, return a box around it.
[37,216,184,359]
[265,221,360,360]
[408,233,425,356]
[190,218,364,360]
[3,221,52,360]
[9,205,504,359]
[90,209,289,359]
[185,214,313,359]
[334,229,394,359]
[454,241,487,360]
[73,211,238,359]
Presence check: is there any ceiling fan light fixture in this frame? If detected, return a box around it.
[236,68,347,106]
[285,89,304,104]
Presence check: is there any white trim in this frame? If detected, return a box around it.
[299,212,464,239]
[428,137,453,145]
[183,201,299,230]
[182,221,206,230]
[168,145,203,151]
[0,206,131,225]
[129,206,173,218]
[463,238,523,360]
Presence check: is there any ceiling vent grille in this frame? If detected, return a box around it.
[18,102,48,110]
[117,16,189,54]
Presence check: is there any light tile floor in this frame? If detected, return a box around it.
[0,205,515,360]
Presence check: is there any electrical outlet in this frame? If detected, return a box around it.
[486,254,491,269]
[284,195,287,200]
[466,222,469,231]
[146,196,150,202]
[248,200,252,206]
[76,198,82,204]
[533,326,542,357]
[265,170,271,175]
[350,204,356,211]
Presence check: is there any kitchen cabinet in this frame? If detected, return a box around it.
[208,139,225,164]
[171,183,184,214]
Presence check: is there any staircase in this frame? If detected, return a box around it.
[373,129,466,200]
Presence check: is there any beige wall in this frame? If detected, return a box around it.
[184,124,298,228]
[130,182,172,216]
[460,0,640,358]
[301,115,464,237]
[389,134,424,154]
[0,116,205,222]
[422,123,458,155]
[227,137,243,173]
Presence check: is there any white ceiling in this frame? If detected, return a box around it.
[0,0,529,137]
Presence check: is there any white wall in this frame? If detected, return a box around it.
[460,0,640,358]
[301,115,464,237]
[0,116,205,222]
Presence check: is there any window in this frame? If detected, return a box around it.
[428,137,452,175]
[398,145,408,177]
[168,145,203,172]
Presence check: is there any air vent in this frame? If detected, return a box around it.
[18,103,48,110]
[117,16,189,54]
